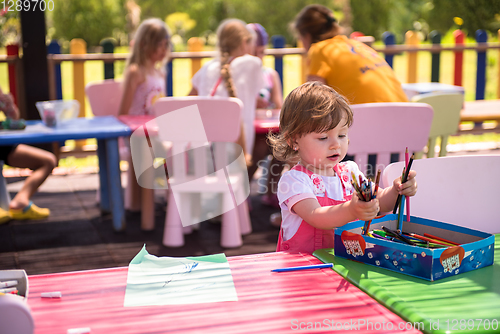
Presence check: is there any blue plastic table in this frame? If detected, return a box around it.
[0,116,131,231]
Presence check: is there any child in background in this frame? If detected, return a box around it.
[119,18,169,116]
[246,23,283,110]
[268,82,417,253]
[118,18,170,211]
[0,87,57,223]
[246,23,285,211]
[190,18,263,165]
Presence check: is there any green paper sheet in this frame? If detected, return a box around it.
[124,245,238,306]
[314,235,500,334]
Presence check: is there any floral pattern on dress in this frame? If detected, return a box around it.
[336,163,354,196]
[310,173,326,194]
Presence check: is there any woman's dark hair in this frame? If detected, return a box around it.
[292,4,341,43]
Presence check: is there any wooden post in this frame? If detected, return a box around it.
[47,40,62,99]
[498,29,500,99]
[70,38,87,117]
[297,40,307,84]
[453,29,464,86]
[70,38,87,149]
[271,35,285,93]
[429,30,441,83]
[475,30,487,100]
[167,60,173,97]
[188,37,203,78]
[6,44,18,104]
[405,31,419,83]
[101,38,116,80]
[382,31,395,68]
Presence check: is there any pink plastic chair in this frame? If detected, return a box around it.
[86,79,154,229]
[85,79,125,154]
[151,96,252,248]
[381,155,500,234]
[348,102,434,175]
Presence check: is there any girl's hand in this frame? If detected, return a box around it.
[348,194,380,221]
[393,170,417,197]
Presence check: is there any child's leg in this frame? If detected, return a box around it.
[6,144,56,210]
[125,156,142,212]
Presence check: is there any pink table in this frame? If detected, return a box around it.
[254,108,280,134]
[27,252,421,334]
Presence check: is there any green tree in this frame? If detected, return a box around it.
[428,0,500,36]
[51,0,125,47]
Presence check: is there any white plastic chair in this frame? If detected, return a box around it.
[86,79,155,229]
[381,155,500,234]
[348,102,434,175]
[151,96,252,248]
[411,92,464,158]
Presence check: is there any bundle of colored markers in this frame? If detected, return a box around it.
[351,170,381,235]
[367,227,460,248]
[0,279,21,296]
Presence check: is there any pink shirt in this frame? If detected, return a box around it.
[276,162,366,254]
[128,71,165,116]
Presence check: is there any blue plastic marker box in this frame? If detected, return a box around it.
[334,214,494,281]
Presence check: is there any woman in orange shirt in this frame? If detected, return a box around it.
[292,4,408,105]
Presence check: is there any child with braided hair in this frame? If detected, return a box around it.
[190,19,264,164]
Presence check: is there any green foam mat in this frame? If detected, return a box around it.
[313,234,500,334]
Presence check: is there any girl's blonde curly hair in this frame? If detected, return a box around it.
[268,81,353,163]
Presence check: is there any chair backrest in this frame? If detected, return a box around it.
[148,96,245,182]
[380,155,500,234]
[348,102,434,175]
[85,79,123,117]
[152,96,243,143]
[411,92,464,137]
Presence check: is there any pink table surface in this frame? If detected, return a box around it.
[254,108,280,134]
[27,252,421,334]
[118,115,157,133]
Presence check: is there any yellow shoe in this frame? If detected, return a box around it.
[0,207,12,224]
[10,202,50,220]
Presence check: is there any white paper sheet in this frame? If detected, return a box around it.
[124,245,238,306]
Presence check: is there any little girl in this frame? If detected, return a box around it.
[119,18,170,116]
[118,18,170,211]
[268,82,417,254]
[190,18,263,164]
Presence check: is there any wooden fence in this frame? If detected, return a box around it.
[1,29,500,119]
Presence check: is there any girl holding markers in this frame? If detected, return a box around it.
[268,82,417,253]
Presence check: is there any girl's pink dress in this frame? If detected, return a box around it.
[277,164,353,254]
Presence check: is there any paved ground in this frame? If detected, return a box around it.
[0,169,282,275]
[1,145,499,276]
